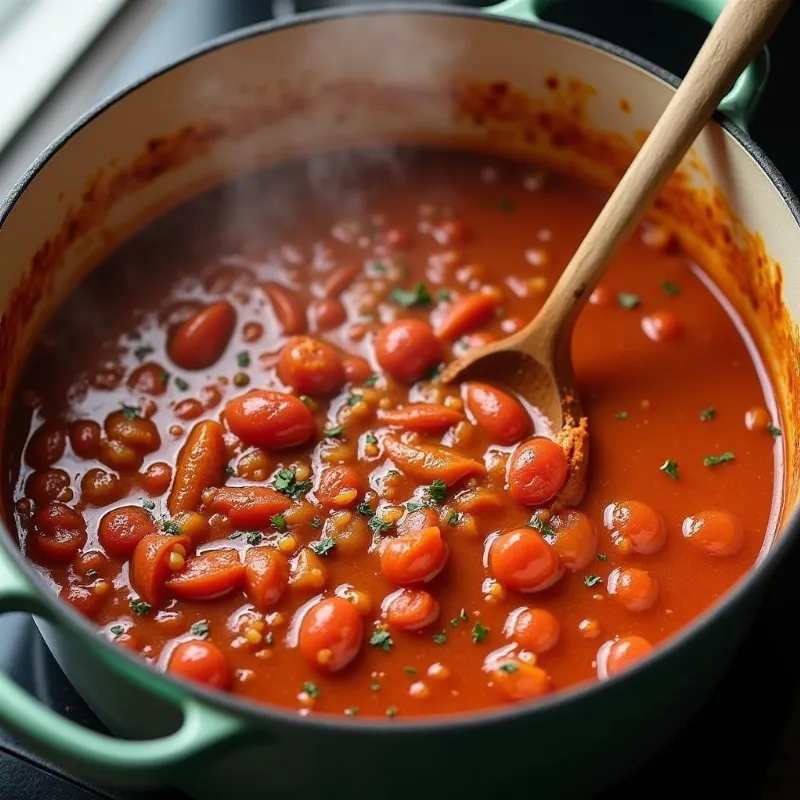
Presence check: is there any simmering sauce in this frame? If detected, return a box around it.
[5,149,780,718]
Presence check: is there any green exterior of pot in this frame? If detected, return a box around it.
[0,1,792,798]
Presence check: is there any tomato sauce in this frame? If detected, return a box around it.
[4,148,780,719]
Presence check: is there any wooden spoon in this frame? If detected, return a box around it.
[441,0,790,508]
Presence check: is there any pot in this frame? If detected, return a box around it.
[0,2,798,798]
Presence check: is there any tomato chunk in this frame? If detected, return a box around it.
[380,527,448,585]
[263,282,307,335]
[548,510,597,571]
[490,529,563,592]
[207,486,291,529]
[374,320,442,383]
[25,424,66,469]
[168,640,229,689]
[604,500,666,555]
[25,469,70,505]
[315,466,363,508]
[98,505,158,559]
[168,420,226,516]
[378,404,464,434]
[244,547,290,608]
[30,502,87,563]
[384,436,485,485]
[464,383,529,445]
[131,533,192,606]
[168,301,236,370]
[505,607,560,654]
[600,636,654,679]
[681,509,743,556]
[165,549,244,600]
[607,567,659,612]
[225,390,315,450]
[488,658,551,702]
[277,336,345,396]
[297,597,363,672]
[507,438,568,506]
[382,588,439,630]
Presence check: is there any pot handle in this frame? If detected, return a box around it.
[0,546,248,786]
[487,0,769,131]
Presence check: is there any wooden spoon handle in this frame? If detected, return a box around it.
[526,0,790,354]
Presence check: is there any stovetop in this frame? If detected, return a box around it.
[3,1,800,797]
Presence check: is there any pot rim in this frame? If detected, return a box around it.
[1,2,799,735]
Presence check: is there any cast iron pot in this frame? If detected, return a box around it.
[0,1,798,798]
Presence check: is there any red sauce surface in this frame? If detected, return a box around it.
[4,148,781,718]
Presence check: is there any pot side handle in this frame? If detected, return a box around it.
[487,0,769,131]
[0,546,247,787]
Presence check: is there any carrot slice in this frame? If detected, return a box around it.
[263,282,307,335]
[207,486,291,529]
[131,533,192,606]
[436,293,497,340]
[244,547,290,608]
[378,404,465,434]
[168,420,226,516]
[384,436,485,485]
[166,549,244,600]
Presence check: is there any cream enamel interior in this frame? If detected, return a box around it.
[0,10,798,533]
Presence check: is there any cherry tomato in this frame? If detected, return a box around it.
[277,336,345,396]
[297,597,363,672]
[25,469,70,505]
[98,505,158,558]
[25,424,66,469]
[168,640,229,689]
[169,301,236,370]
[642,311,681,342]
[81,468,123,506]
[682,510,743,556]
[604,500,666,555]
[315,466,363,508]
[311,298,347,330]
[225,390,315,450]
[342,356,373,384]
[601,636,654,678]
[380,527,448,585]
[30,502,87,563]
[507,438,568,506]
[589,285,613,306]
[60,585,107,620]
[436,293,497,340]
[69,420,101,459]
[263,282,307,335]
[166,549,245,600]
[548,510,598,570]
[490,529,563,592]
[127,363,169,396]
[244,547,290,608]
[141,462,172,495]
[382,588,439,630]
[374,320,442,383]
[607,567,659,612]
[505,607,560,653]
[464,383,529,445]
[489,659,551,702]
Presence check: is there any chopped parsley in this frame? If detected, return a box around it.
[129,598,150,616]
[272,468,311,498]
[142,500,155,511]
[311,517,322,529]
[703,451,736,467]
[390,282,433,308]
[302,682,320,698]
[121,404,140,420]
[310,536,336,557]
[236,351,251,369]
[615,411,629,420]
[426,363,443,381]
[356,500,375,518]
[660,460,679,480]
[175,377,189,391]
[110,625,124,637]
[86,569,98,579]
[246,532,263,546]
[406,502,423,512]
[364,433,378,447]
[426,479,447,505]
[403,666,417,676]
[437,288,452,302]
[584,574,603,587]
[617,292,641,310]
[161,519,182,535]
[368,259,387,273]
[768,423,782,439]
[498,662,519,674]
[190,620,209,638]
[661,280,681,297]
[300,395,315,409]
[224,464,235,477]
[431,631,447,645]
[345,706,359,717]
[363,374,379,387]
[160,370,170,386]
[369,630,394,653]
[596,553,608,562]
[270,514,287,531]
[527,513,556,542]
[347,394,363,407]
[699,407,717,422]
[368,516,393,536]
[447,511,464,525]
[471,622,489,643]
[324,424,345,438]
[133,345,154,361]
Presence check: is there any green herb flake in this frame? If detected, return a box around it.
[246,532,263,546]
[191,620,209,638]
[365,433,378,445]
[584,574,603,588]
[324,424,345,439]
[310,535,336,557]
[432,631,448,645]
[160,370,171,386]
[110,625,124,637]
[471,622,489,644]
[363,374,379,387]
[403,666,417,676]
[406,501,423,512]
[370,630,394,653]
[447,511,464,526]
[237,351,251,369]
[347,394,363,407]
[426,363,443,381]
[86,569,98,579]
[356,500,375,518]
[142,500,156,511]
[224,464,235,477]
[302,682,320,698]
[427,479,447,505]
[527,513,556,542]
[121,404,140,420]
[386,706,398,718]
[437,289,452,302]
[661,280,681,297]
[129,598,150,616]
[615,411,629,420]
[617,292,641,310]
[311,517,322,529]
[345,706,359,717]
[133,345,154,361]
[390,282,433,308]
[768,423,782,439]
[660,460,679,480]
[498,662,519,674]
[596,553,608,562]
[175,377,189,392]
[703,451,736,467]
[370,683,381,692]
[368,260,387,273]
[368,516,393,536]
[272,468,311,499]
[450,618,460,628]
[161,519,182,535]
[699,407,717,422]
[270,514,287,532]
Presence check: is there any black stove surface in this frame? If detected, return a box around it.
[4,1,800,797]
